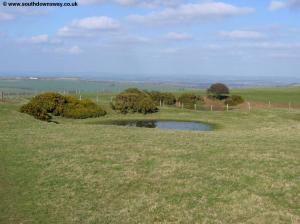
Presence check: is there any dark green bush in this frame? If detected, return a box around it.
[20,101,51,121]
[224,95,244,106]
[149,91,176,105]
[31,92,68,115]
[137,98,158,114]
[112,88,158,114]
[20,92,106,121]
[207,83,230,100]
[178,93,204,109]
[63,100,106,119]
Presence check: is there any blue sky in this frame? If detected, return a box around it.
[0,0,300,77]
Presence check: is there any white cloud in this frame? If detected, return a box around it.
[160,47,182,54]
[115,0,181,7]
[269,1,286,10]
[78,0,181,7]
[269,0,300,11]
[29,34,49,44]
[238,42,300,49]
[127,2,254,24]
[53,46,83,54]
[58,16,120,37]
[0,12,15,21]
[165,32,192,41]
[219,30,266,40]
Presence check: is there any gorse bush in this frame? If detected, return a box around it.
[20,101,52,121]
[20,92,106,121]
[148,91,176,105]
[112,88,158,114]
[178,93,204,109]
[224,95,244,106]
[137,98,157,114]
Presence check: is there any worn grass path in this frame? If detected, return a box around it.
[1,102,300,223]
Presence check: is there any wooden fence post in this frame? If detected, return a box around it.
[194,104,197,111]
[226,104,229,112]
[211,105,213,111]
[248,102,251,112]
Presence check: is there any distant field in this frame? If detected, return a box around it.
[232,87,300,104]
[0,79,193,93]
[0,88,300,223]
[1,79,299,105]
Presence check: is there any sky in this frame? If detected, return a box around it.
[0,0,300,78]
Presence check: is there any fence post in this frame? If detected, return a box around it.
[194,104,197,111]
[160,100,162,107]
[248,102,251,112]
[226,104,229,112]
[79,95,82,101]
[268,100,271,108]
[211,105,213,111]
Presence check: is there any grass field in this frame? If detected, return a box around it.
[0,79,193,93]
[1,87,300,223]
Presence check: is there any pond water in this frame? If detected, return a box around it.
[108,120,212,131]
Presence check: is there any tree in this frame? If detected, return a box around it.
[207,83,230,100]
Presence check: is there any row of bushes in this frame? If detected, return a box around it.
[110,86,244,114]
[21,84,245,121]
[20,92,106,121]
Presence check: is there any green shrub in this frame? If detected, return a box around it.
[63,100,106,119]
[207,83,230,100]
[31,92,67,115]
[20,101,51,121]
[20,92,106,121]
[178,93,204,109]
[112,88,158,114]
[137,98,158,114]
[149,91,176,105]
[224,95,244,106]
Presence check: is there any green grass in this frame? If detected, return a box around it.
[1,88,300,223]
[0,79,194,93]
[232,86,300,104]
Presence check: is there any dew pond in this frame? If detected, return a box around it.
[104,120,212,131]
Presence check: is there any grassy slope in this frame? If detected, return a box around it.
[1,91,300,223]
